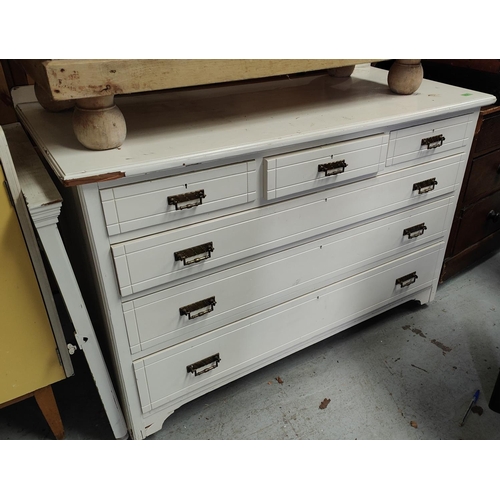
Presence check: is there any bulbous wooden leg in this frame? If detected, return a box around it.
[73,95,127,150]
[34,83,75,112]
[327,65,356,77]
[388,59,423,95]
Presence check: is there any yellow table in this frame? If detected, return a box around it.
[0,160,66,438]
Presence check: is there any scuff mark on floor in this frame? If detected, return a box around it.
[319,398,331,410]
[411,364,429,373]
[431,339,452,353]
[402,325,427,338]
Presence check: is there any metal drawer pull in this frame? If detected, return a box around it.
[318,160,347,177]
[168,189,206,210]
[413,178,438,194]
[174,242,214,266]
[403,223,427,239]
[487,210,500,223]
[421,134,445,149]
[187,353,221,376]
[396,272,418,288]
[180,296,217,320]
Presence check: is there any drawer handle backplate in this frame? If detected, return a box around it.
[187,353,221,376]
[168,189,206,210]
[318,160,347,177]
[174,242,214,266]
[413,178,438,194]
[403,223,427,239]
[396,272,418,288]
[421,134,445,149]
[180,296,217,320]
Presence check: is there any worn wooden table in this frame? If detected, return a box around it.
[16,59,423,151]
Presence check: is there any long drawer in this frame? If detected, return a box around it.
[100,160,257,236]
[112,154,464,296]
[123,198,453,355]
[133,243,443,413]
[264,133,388,200]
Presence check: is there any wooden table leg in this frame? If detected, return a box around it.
[34,385,65,440]
[72,95,127,150]
[388,59,423,95]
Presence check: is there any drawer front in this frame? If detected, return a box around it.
[454,190,500,254]
[133,244,443,413]
[463,148,500,206]
[123,199,452,354]
[386,114,472,168]
[264,133,388,200]
[100,160,257,235]
[112,154,464,297]
[475,112,500,155]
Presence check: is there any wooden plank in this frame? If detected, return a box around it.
[19,59,385,100]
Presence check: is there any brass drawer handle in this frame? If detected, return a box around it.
[421,134,445,149]
[396,272,418,288]
[187,353,221,376]
[180,296,216,320]
[318,160,347,177]
[168,189,206,210]
[403,223,427,239]
[174,242,214,266]
[413,178,438,194]
[487,210,500,223]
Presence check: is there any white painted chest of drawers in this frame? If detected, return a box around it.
[14,66,495,439]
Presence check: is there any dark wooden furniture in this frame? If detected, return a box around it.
[419,60,500,281]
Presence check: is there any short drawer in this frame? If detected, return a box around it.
[112,154,464,297]
[123,198,452,355]
[386,114,473,168]
[463,148,500,206]
[100,160,257,235]
[132,243,443,413]
[264,133,388,200]
[454,189,500,254]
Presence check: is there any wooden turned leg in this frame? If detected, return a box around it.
[327,65,356,78]
[34,385,65,440]
[388,59,423,95]
[73,95,127,150]
[34,83,75,112]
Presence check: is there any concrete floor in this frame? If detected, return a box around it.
[2,251,500,440]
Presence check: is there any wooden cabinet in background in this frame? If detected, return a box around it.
[419,60,500,281]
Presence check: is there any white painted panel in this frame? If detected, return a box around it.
[112,154,464,296]
[386,114,472,167]
[124,198,452,354]
[134,244,443,412]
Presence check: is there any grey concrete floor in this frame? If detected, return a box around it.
[2,250,500,440]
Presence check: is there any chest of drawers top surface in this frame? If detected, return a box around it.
[13,66,495,185]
